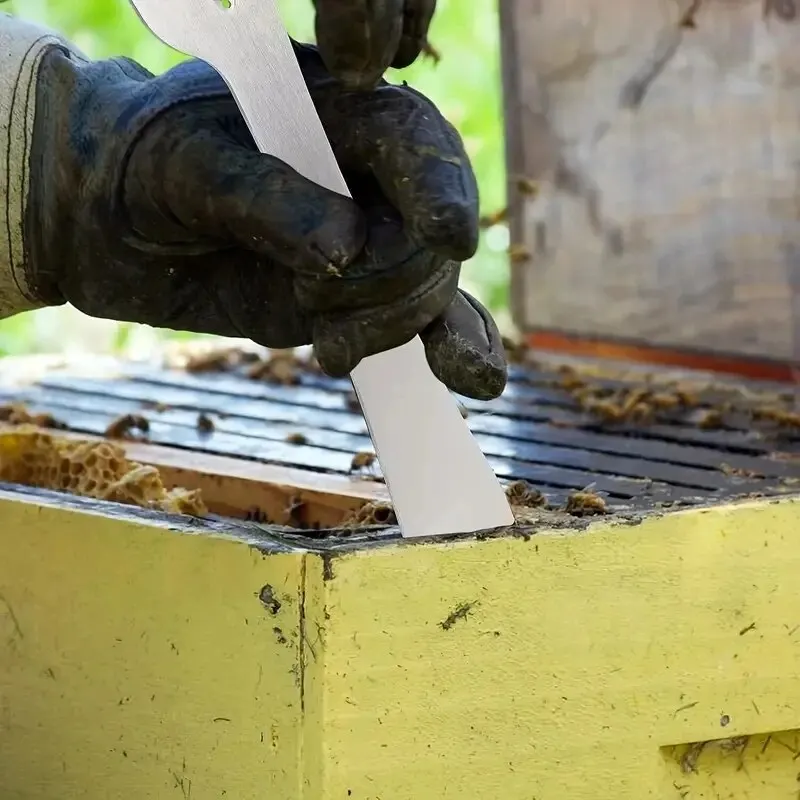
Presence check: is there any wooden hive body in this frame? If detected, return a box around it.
[0,348,799,798]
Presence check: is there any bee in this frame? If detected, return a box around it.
[692,408,723,430]
[680,0,701,27]
[246,351,300,385]
[500,335,531,366]
[184,348,239,373]
[350,451,376,472]
[505,480,546,509]
[0,404,65,429]
[244,507,269,524]
[104,413,149,440]
[515,177,539,197]
[564,490,607,517]
[753,407,800,427]
[649,392,681,411]
[142,400,170,412]
[421,40,441,64]
[284,494,306,526]
[508,243,532,264]
[196,412,214,434]
[479,207,508,228]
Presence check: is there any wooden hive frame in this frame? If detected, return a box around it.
[1,346,799,798]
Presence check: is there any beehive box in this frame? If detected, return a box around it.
[1,345,799,799]
[500,0,800,370]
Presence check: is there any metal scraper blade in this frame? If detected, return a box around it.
[127,0,514,537]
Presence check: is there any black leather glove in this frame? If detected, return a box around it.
[25,41,506,400]
[312,0,437,90]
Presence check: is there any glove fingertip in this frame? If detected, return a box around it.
[425,342,508,401]
[391,40,423,70]
[413,216,479,263]
[304,196,368,276]
[421,293,508,400]
[473,357,508,400]
[313,2,403,91]
[448,352,508,401]
[312,320,364,377]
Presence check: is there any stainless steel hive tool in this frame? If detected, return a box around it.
[126,0,514,538]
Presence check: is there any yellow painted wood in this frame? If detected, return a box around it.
[0,496,306,800]
[2,490,800,799]
[663,730,800,798]
[320,497,800,799]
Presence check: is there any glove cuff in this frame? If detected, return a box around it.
[0,13,80,318]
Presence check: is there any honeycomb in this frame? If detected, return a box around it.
[0,425,206,516]
[341,500,397,527]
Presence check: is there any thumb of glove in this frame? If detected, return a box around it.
[420,291,508,400]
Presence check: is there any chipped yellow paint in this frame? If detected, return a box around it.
[2,491,800,799]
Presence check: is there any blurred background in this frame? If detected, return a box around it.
[2,0,511,358]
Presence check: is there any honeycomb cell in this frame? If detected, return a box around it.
[0,425,206,517]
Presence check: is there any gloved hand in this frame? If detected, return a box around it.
[24,41,507,400]
[312,0,436,90]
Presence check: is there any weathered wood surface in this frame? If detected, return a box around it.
[502,0,800,361]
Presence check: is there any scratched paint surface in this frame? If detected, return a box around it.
[318,497,800,799]
[0,498,304,800]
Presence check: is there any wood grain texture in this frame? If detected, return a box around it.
[503,0,800,361]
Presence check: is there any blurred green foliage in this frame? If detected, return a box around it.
[1,0,510,356]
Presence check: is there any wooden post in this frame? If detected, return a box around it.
[502,0,800,373]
